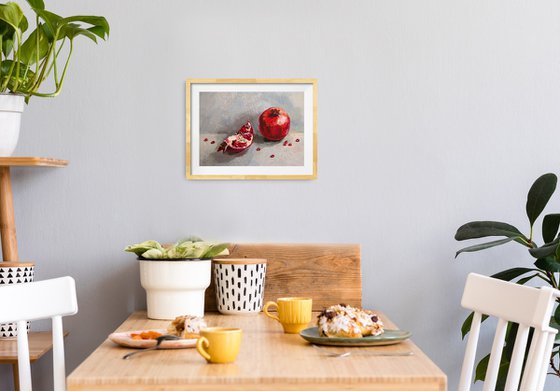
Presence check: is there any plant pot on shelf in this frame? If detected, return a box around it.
[139,259,211,320]
[0,94,24,157]
[0,262,34,338]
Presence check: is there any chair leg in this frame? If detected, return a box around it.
[12,362,19,391]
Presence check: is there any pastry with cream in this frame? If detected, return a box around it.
[167,315,207,339]
[317,304,384,338]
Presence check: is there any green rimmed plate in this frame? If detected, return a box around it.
[299,327,412,347]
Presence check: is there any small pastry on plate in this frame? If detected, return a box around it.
[317,304,384,338]
[167,315,207,339]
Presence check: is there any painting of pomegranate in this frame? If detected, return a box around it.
[186,79,317,180]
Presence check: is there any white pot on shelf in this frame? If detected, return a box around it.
[0,94,25,157]
[139,259,211,320]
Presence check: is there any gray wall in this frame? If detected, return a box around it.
[1,0,559,389]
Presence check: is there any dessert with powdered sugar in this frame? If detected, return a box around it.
[317,304,384,338]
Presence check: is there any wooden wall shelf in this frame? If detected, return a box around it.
[0,157,68,167]
[0,156,67,262]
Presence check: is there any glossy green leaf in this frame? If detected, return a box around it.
[554,305,560,326]
[60,23,97,42]
[526,173,557,227]
[461,312,489,339]
[19,25,49,64]
[61,15,109,39]
[0,3,28,34]
[31,8,62,41]
[491,267,535,282]
[25,0,45,10]
[455,237,516,258]
[529,238,560,258]
[455,221,526,241]
[542,214,560,244]
[516,273,538,285]
[534,257,560,273]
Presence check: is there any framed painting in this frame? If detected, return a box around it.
[186,79,317,180]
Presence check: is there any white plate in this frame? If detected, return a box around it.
[108,329,197,349]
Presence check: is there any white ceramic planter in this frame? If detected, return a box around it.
[139,259,211,320]
[0,94,24,157]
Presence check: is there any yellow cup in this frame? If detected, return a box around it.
[263,297,313,334]
[196,327,242,364]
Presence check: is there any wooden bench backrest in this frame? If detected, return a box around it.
[205,243,361,312]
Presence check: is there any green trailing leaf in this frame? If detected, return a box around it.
[534,257,560,273]
[455,221,526,241]
[542,214,560,244]
[25,0,45,10]
[19,25,49,64]
[61,15,109,39]
[455,237,516,258]
[527,173,557,228]
[0,3,28,34]
[528,238,560,258]
[0,1,109,100]
[60,23,98,42]
[554,305,560,327]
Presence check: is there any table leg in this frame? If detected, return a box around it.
[12,362,19,391]
[0,166,18,261]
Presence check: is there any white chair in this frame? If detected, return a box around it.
[459,272,560,391]
[0,276,78,391]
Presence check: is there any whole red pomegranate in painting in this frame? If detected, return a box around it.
[258,107,291,141]
[217,121,254,153]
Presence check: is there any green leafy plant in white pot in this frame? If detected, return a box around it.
[0,0,109,155]
[125,237,229,320]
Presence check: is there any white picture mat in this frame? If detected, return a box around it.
[189,83,315,176]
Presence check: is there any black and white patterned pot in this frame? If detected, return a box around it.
[0,262,34,338]
[213,259,267,315]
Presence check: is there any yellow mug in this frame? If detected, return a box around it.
[263,297,313,334]
[196,327,242,364]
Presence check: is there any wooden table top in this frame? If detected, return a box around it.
[67,311,446,391]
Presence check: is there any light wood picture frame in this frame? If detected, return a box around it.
[186,79,317,180]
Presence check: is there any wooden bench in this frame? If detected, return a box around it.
[205,243,361,311]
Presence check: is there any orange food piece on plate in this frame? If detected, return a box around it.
[130,331,163,340]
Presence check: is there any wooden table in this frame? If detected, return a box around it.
[67,311,447,391]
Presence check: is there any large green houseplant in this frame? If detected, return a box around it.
[455,173,560,388]
[0,0,109,155]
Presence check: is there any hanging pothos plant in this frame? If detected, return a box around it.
[0,0,109,102]
[455,173,560,388]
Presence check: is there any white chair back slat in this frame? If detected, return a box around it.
[504,324,530,391]
[17,320,32,391]
[0,277,78,391]
[536,332,556,390]
[459,273,560,391]
[458,311,482,391]
[52,315,66,391]
[482,318,508,391]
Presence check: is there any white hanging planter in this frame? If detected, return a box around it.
[139,259,211,320]
[0,94,24,157]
